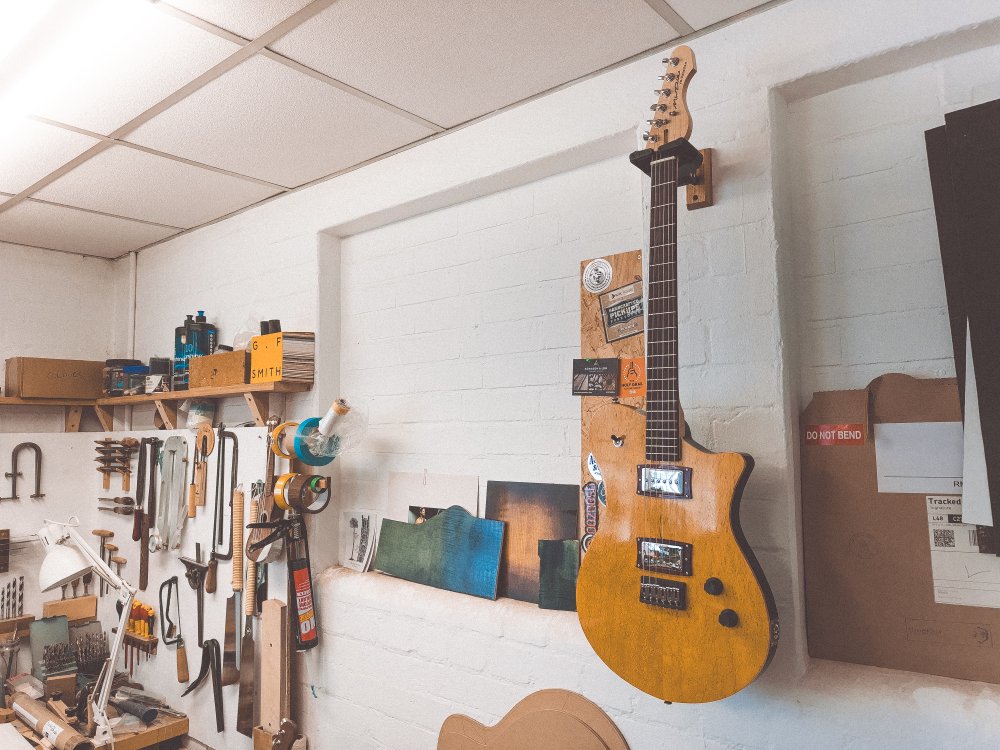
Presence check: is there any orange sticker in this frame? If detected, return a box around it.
[804,424,865,446]
[619,358,646,398]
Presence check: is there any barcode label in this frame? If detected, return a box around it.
[934,529,956,548]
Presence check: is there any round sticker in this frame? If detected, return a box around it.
[582,258,613,294]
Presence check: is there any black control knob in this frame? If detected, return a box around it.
[704,577,724,595]
[718,609,739,628]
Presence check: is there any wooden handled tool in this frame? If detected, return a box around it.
[232,487,245,591]
[205,558,218,594]
[187,442,198,519]
[176,639,189,683]
[236,497,259,737]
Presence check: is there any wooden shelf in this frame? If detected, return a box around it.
[97,381,312,429]
[0,382,311,431]
[0,396,95,406]
[96,380,309,406]
[0,613,35,640]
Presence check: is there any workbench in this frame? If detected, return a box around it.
[10,714,188,750]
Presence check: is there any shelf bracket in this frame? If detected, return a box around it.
[155,400,178,430]
[64,406,83,433]
[93,405,114,432]
[244,392,269,426]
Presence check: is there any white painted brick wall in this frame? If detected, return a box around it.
[789,43,1000,399]
[0,242,128,432]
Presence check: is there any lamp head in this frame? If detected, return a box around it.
[37,520,92,592]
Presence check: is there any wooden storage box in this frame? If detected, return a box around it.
[4,357,104,399]
[188,351,248,389]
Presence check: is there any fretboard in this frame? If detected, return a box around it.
[646,154,679,462]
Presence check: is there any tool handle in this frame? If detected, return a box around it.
[205,558,218,595]
[188,482,197,518]
[177,641,189,682]
[132,508,143,539]
[244,498,259,617]
[232,487,245,591]
[196,459,208,507]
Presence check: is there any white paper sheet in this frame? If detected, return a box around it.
[926,495,1000,608]
[341,510,380,572]
[386,471,479,522]
[0,723,33,749]
[961,322,994,526]
[874,421,964,494]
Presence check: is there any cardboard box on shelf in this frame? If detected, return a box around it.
[188,350,248,389]
[4,357,104,399]
[802,373,1000,684]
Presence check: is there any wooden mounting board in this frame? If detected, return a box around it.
[579,250,645,549]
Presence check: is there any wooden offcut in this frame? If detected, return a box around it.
[42,595,97,625]
[260,599,290,734]
[438,688,629,750]
[374,506,505,600]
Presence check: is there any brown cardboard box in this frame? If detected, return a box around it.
[802,373,1000,683]
[4,357,104,399]
[188,350,247,389]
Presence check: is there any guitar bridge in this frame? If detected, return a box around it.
[639,576,686,610]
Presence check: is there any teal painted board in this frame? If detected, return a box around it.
[537,539,580,611]
[373,505,505,599]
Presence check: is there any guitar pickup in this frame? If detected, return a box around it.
[639,576,686,610]
[637,537,692,575]
[636,464,692,499]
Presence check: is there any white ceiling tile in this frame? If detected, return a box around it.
[125,55,436,188]
[269,0,678,127]
[10,0,239,135]
[0,200,179,257]
[34,145,281,228]
[163,0,314,39]
[0,118,100,194]
[663,0,771,30]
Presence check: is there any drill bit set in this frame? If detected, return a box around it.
[73,631,110,674]
[0,576,24,620]
[41,641,78,677]
[94,437,139,491]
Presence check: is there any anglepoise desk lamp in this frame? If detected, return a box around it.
[37,517,136,748]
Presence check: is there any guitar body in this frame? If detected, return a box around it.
[577,400,778,703]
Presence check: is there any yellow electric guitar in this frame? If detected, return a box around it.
[576,45,778,704]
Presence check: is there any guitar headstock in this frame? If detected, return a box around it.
[643,45,697,149]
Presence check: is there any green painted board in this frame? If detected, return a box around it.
[538,539,580,611]
[373,505,505,599]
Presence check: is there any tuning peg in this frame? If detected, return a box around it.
[659,73,677,82]
[642,132,659,143]
[655,89,673,96]
[646,119,669,127]
[649,103,668,112]
[662,56,680,66]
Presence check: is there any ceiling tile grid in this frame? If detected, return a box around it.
[33,144,281,228]
[0,0,779,258]
[0,199,179,258]
[126,54,436,189]
[15,3,240,135]
[0,118,99,194]
[162,0,315,39]
[270,0,679,128]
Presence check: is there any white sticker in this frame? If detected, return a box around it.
[587,453,603,483]
[42,720,64,742]
[13,704,38,727]
[582,259,613,294]
[926,495,1000,608]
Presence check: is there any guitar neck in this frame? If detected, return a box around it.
[646,154,680,463]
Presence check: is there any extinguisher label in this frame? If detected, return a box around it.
[292,566,318,643]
